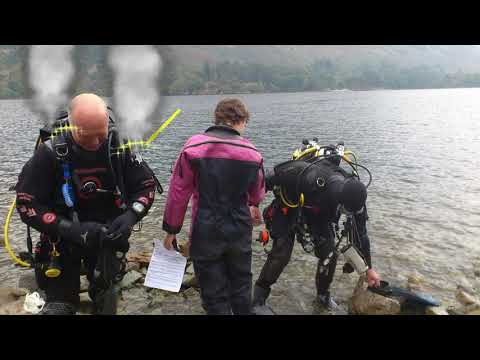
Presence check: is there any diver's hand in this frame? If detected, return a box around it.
[106,210,137,240]
[57,219,104,249]
[164,233,176,251]
[250,206,262,227]
[366,269,381,287]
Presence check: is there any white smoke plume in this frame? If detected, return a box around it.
[108,45,163,141]
[28,45,75,123]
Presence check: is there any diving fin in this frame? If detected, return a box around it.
[368,280,440,307]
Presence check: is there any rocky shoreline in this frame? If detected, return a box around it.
[2,245,480,315]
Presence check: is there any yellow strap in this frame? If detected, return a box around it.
[3,197,31,268]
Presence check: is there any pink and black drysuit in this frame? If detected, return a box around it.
[163,125,265,314]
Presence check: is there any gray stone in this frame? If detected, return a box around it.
[17,272,39,292]
[119,270,143,289]
[457,277,476,295]
[425,306,449,315]
[407,274,423,285]
[79,292,91,304]
[465,307,480,315]
[0,298,28,315]
[446,306,462,315]
[349,278,401,315]
[181,273,199,289]
[185,261,194,275]
[80,276,89,293]
[466,305,479,315]
[456,289,479,306]
[182,287,199,299]
[0,288,29,315]
[126,252,151,267]
[178,241,190,258]
[406,273,426,292]
[0,288,28,305]
[126,261,141,273]
[447,302,480,315]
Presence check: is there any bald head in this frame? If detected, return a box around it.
[69,93,108,151]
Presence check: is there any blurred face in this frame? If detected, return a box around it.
[71,122,108,151]
[69,94,109,151]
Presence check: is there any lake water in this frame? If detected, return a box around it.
[1,88,479,314]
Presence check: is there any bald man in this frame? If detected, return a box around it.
[15,93,158,315]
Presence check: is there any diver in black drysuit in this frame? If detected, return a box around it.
[15,110,157,315]
[252,149,380,314]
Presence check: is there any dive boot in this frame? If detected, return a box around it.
[39,301,76,315]
[315,291,347,315]
[251,285,276,315]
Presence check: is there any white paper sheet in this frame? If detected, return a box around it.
[144,240,187,292]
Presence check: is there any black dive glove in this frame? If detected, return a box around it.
[57,219,105,250]
[105,210,137,251]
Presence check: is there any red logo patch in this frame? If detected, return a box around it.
[42,213,56,224]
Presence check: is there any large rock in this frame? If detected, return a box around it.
[0,288,30,315]
[349,278,401,315]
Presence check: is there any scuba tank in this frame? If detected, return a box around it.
[341,244,368,275]
[271,138,373,261]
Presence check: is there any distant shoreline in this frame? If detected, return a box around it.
[3,86,480,100]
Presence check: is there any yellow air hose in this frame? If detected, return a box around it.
[279,187,305,209]
[3,197,31,267]
[343,150,356,163]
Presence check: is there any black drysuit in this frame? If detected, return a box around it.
[15,134,156,307]
[255,158,372,297]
